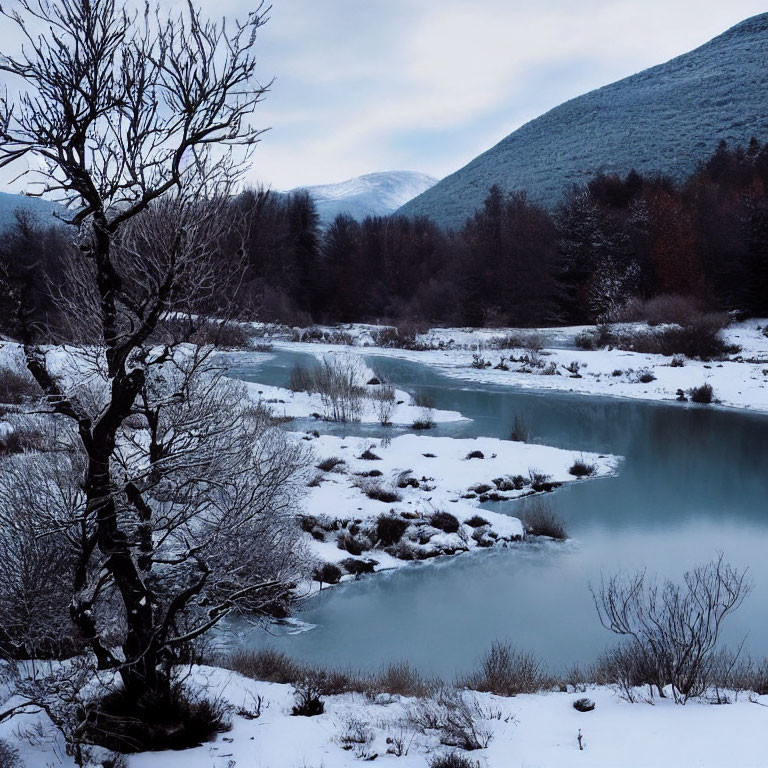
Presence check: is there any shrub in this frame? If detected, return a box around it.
[409,688,492,751]
[359,447,382,460]
[313,562,342,584]
[521,499,566,540]
[337,532,368,556]
[509,415,530,442]
[592,555,751,703]
[635,369,656,384]
[357,468,383,477]
[376,514,410,546]
[340,558,376,576]
[614,312,730,359]
[464,515,489,528]
[192,321,252,348]
[360,481,401,503]
[690,383,714,404]
[373,661,430,698]
[371,384,396,426]
[430,511,460,533]
[289,363,315,392]
[413,390,436,409]
[574,330,596,350]
[573,697,596,712]
[225,649,301,684]
[670,354,685,367]
[0,740,21,768]
[291,678,325,717]
[412,414,435,430]
[0,426,47,455]
[569,458,596,477]
[0,368,40,404]
[528,470,556,491]
[83,684,231,753]
[464,641,549,696]
[642,294,705,326]
[316,456,346,472]
[428,755,479,768]
[338,716,374,758]
[465,450,484,460]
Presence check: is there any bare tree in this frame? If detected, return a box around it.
[0,0,301,727]
[592,555,751,703]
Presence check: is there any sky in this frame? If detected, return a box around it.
[2,0,767,193]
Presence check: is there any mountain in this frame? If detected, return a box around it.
[290,171,438,225]
[398,13,768,228]
[0,191,63,230]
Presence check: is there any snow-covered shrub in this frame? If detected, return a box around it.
[338,716,374,758]
[375,514,409,546]
[289,363,315,393]
[316,456,346,472]
[428,754,480,768]
[356,478,401,503]
[574,330,596,350]
[0,366,40,405]
[291,678,325,717]
[337,531,369,556]
[370,384,395,426]
[464,515,489,528]
[0,739,21,768]
[573,697,596,712]
[409,687,492,751]
[690,383,714,403]
[635,369,656,383]
[569,457,597,477]
[340,558,376,576]
[429,511,460,533]
[412,407,435,430]
[312,562,342,584]
[464,641,549,696]
[593,555,751,703]
[670,354,686,367]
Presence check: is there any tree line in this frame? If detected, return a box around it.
[4,140,768,341]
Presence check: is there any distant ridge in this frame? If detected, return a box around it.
[0,191,63,230]
[398,13,768,228]
[290,171,438,225]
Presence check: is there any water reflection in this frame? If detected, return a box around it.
[226,350,768,675]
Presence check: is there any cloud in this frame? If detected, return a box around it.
[2,0,767,192]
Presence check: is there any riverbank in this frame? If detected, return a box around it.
[248,319,768,413]
[4,665,767,768]
[294,431,618,580]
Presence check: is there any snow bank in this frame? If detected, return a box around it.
[298,432,618,576]
[5,665,766,768]
[244,380,467,426]
[265,320,768,413]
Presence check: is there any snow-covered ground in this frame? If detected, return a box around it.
[295,432,618,577]
[243,380,467,426]
[259,320,768,413]
[4,666,768,768]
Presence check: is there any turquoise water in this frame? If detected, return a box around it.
[227,351,768,677]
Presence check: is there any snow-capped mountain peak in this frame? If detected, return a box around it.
[289,170,438,224]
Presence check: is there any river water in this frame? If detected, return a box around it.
[227,350,768,677]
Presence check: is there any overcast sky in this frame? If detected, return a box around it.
[2,1,767,193]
